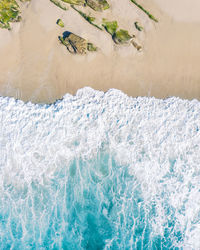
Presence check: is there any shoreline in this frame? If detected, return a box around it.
[0,87,199,108]
[0,0,200,103]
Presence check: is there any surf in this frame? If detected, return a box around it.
[0,87,200,249]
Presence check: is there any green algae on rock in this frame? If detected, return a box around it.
[134,21,143,31]
[71,5,103,30]
[130,0,158,22]
[59,32,97,54]
[86,0,109,11]
[50,0,68,10]
[61,0,85,6]
[113,29,133,44]
[0,0,21,30]
[57,18,65,27]
[102,19,118,36]
[102,19,136,46]
[87,42,97,51]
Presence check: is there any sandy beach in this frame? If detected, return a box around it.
[0,0,200,103]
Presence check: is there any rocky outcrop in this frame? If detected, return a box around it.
[86,0,109,11]
[102,19,118,36]
[0,0,156,53]
[71,5,102,30]
[61,0,85,6]
[112,29,132,44]
[102,19,133,44]
[59,32,97,54]
[0,0,21,29]
[50,0,68,10]
[130,0,158,22]
[102,19,142,50]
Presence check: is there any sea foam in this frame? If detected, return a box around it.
[0,87,200,249]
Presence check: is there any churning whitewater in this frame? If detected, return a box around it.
[0,87,200,249]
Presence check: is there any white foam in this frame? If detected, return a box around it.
[0,87,200,248]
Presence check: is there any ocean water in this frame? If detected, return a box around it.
[0,87,200,249]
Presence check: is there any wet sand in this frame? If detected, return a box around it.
[0,0,200,103]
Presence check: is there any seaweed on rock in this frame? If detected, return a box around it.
[57,18,65,27]
[102,19,132,43]
[102,18,141,50]
[0,0,21,30]
[102,19,118,36]
[59,32,97,54]
[71,5,103,30]
[87,42,97,51]
[61,0,86,6]
[113,29,132,44]
[130,0,158,22]
[86,0,109,11]
[134,21,143,31]
[50,0,68,10]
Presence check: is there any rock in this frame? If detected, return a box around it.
[134,21,143,31]
[59,32,97,54]
[50,0,68,10]
[71,5,103,30]
[59,33,87,54]
[130,0,158,22]
[102,19,140,50]
[112,29,133,44]
[102,19,118,36]
[0,0,21,30]
[87,42,97,51]
[57,19,65,27]
[86,0,109,11]
[131,39,142,51]
[61,0,86,6]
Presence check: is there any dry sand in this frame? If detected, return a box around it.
[0,0,200,103]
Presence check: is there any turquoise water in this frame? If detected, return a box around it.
[0,88,200,249]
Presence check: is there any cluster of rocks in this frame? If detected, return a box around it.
[57,0,143,54]
[0,0,157,54]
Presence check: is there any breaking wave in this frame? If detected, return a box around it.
[0,87,200,249]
